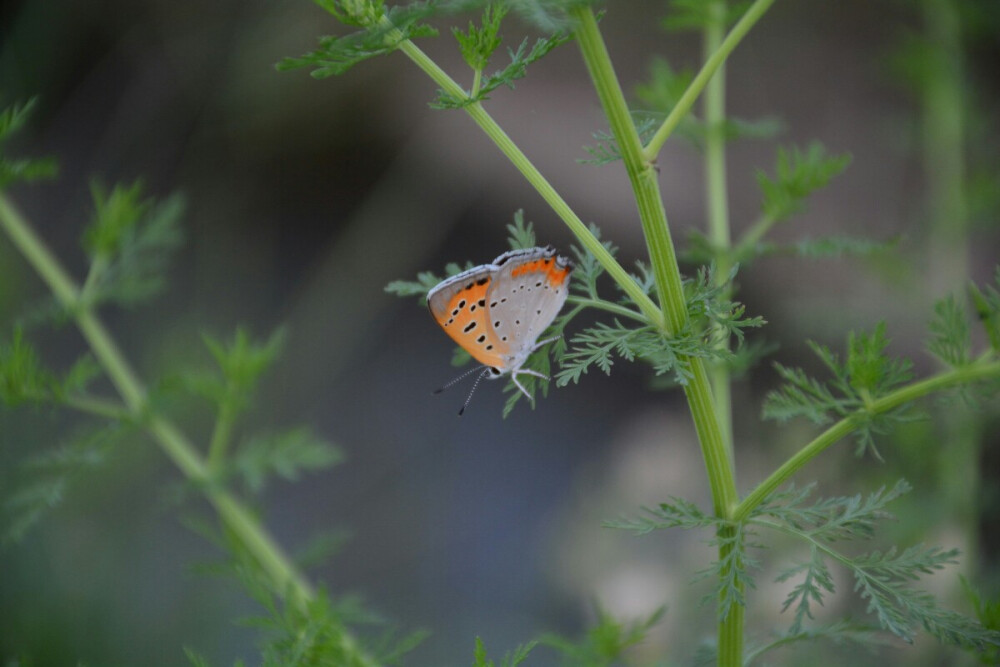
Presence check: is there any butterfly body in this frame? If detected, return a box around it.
[427,246,573,404]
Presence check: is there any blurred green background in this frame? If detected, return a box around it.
[1,0,999,664]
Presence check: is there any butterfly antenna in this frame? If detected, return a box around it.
[458,369,491,416]
[433,365,484,394]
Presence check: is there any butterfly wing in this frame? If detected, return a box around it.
[427,266,511,369]
[485,247,573,367]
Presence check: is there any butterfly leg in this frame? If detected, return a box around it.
[511,373,534,402]
[530,336,561,352]
[519,369,549,380]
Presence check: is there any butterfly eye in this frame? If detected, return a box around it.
[489,367,502,377]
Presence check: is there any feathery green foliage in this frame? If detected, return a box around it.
[747,481,1000,649]
[688,233,901,267]
[81,180,185,308]
[969,267,1000,353]
[234,427,343,493]
[277,1,438,78]
[579,116,658,166]
[452,3,508,73]
[185,523,427,666]
[607,501,758,623]
[757,143,852,223]
[763,323,916,457]
[0,328,99,406]
[432,31,570,109]
[3,423,131,544]
[556,263,763,388]
[927,296,972,368]
[605,495,719,534]
[962,578,1000,665]
[193,328,287,415]
[472,637,538,667]
[661,0,753,31]
[541,605,667,666]
[633,56,781,151]
[0,98,58,188]
[742,620,886,665]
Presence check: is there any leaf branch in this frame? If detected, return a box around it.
[0,193,379,667]
[735,359,1000,523]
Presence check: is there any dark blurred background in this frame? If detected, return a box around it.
[1,0,999,664]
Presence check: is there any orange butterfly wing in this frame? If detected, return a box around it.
[427,268,511,370]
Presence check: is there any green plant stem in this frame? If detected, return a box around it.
[923,0,967,296]
[471,67,483,98]
[208,394,237,471]
[921,0,978,578]
[570,5,736,511]
[567,296,646,323]
[65,394,131,420]
[701,4,740,663]
[733,213,776,259]
[393,36,664,329]
[570,11,743,663]
[642,0,776,162]
[704,0,734,461]
[0,192,377,666]
[733,360,1000,523]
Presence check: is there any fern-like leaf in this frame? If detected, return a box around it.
[277,2,438,79]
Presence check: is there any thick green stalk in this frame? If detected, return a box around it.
[570,19,744,663]
[733,360,1000,523]
[0,193,377,666]
[642,0,776,162]
[570,5,735,514]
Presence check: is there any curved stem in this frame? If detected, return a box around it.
[65,394,132,420]
[566,296,647,323]
[642,0,776,163]
[733,360,1000,523]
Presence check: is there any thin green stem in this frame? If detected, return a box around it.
[571,8,682,327]
[733,360,1000,523]
[923,0,967,296]
[642,0,776,163]
[0,192,382,665]
[921,0,978,576]
[207,395,237,471]
[733,213,776,258]
[701,4,741,663]
[566,296,647,323]
[64,393,132,420]
[704,0,734,461]
[394,38,664,328]
[752,516,923,614]
[471,67,483,98]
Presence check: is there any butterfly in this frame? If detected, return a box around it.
[426,246,574,414]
